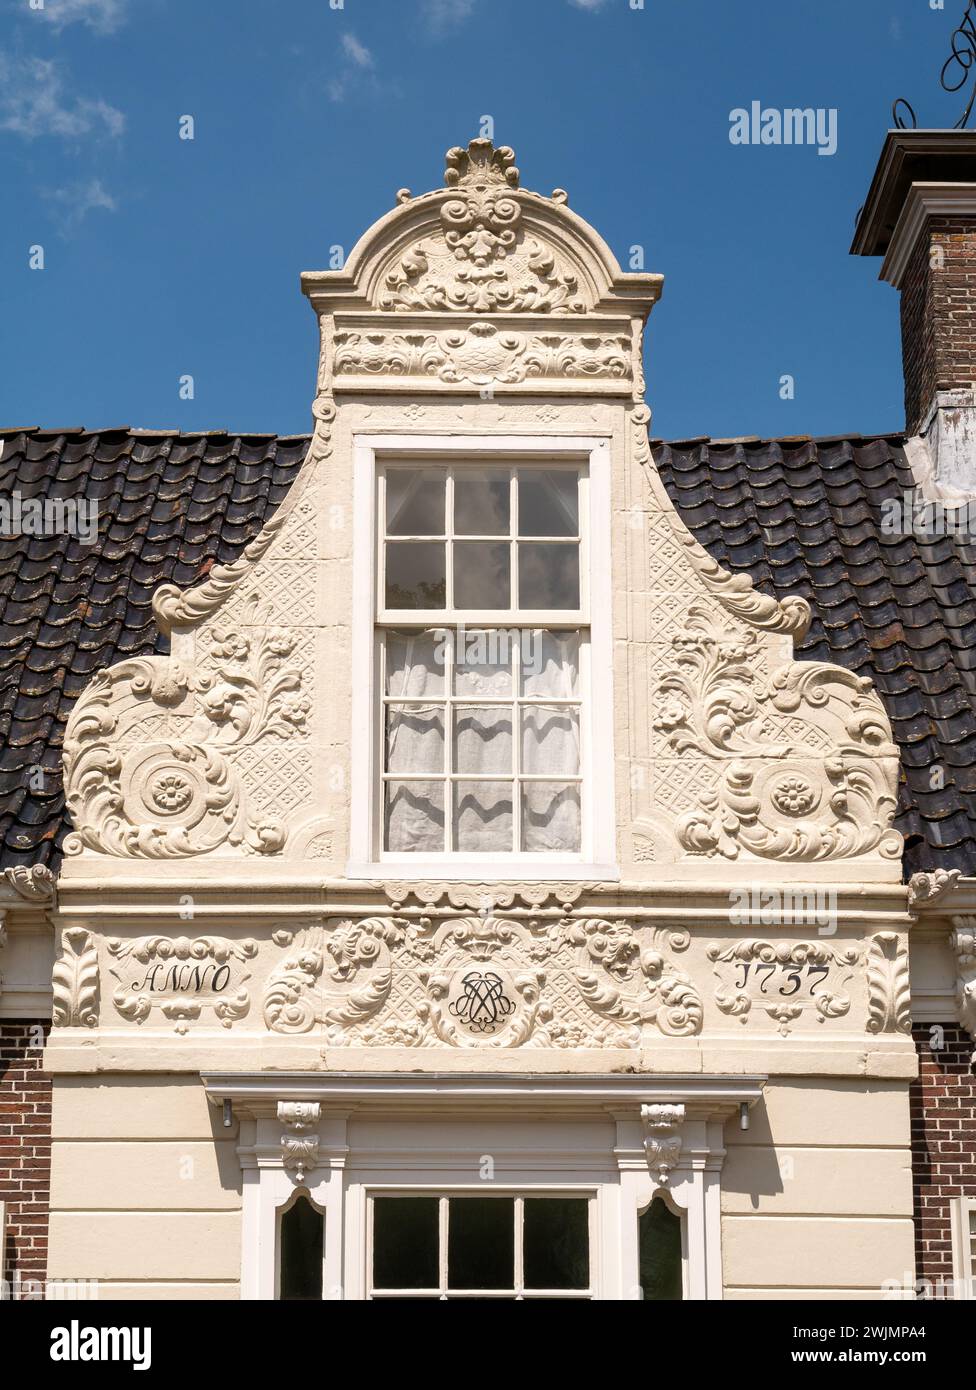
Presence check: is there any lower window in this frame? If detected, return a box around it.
[368,1193,593,1300]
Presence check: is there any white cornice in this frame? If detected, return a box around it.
[882,182,976,288]
[202,1070,766,1121]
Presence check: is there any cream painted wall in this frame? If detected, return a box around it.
[722,1079,915,1299]
[48,1077,241,1300]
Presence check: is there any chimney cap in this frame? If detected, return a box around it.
[851,128,976,258]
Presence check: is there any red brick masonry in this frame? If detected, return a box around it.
[900,218,976,436]
[911,1022,976,1295]
[0,1021,51,1296]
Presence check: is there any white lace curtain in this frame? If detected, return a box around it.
[384,630,581,853]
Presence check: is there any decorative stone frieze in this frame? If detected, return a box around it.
[262,914,701,1049]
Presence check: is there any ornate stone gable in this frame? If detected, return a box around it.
[58,137,902,882]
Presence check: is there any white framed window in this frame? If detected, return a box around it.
[951,1195,976,1299]
[366,1189,596,1300]
[349,435,617,879]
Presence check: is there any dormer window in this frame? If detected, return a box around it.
[349,433,616,878]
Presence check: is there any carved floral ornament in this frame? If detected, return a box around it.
[62,610,311,860]
[652,604,902,863]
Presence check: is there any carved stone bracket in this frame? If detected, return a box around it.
[2,865,55,902]
[278,1101,321,1183]
[909,869,962,913]
[951,917,976,1056]
[52,927,99,1028]
[641,1103,686,1187]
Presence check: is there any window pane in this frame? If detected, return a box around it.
[639,1199,683,1301]
[518,542,580,609]
[523,1199,589,1290]
[455,707,513,776]
[279,1196,324,1301]
[520,630,581,698]
[447,1198,515,1290]
[455,468,510,536]
[453,542,511,609]
[521,706,580,777]
[521,782,581,852]
[454,630,513,697]
[373,1198,439,1290]
[385,630,446,697]
[385,781,445,852]
[386,706,444,775]
[385,542,446,609]
[518,470,579,537]
[454,782,513,851]
[386,469,445,536]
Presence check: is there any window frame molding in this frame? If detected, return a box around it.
[205,1071,765,1302]
[951,1194,976,1299]
[348,433,617,880]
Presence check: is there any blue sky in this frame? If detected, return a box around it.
[0,0,970,439]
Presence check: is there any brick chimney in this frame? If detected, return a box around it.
[853,130,976,496]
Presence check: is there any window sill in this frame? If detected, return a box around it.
[345,861,621,883]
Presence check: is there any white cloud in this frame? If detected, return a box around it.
[340,33,374,69]
[421,0,475,33]
[33,0,128,33]
[569,0,609,9]
[329,32,378,102]
[43,176,117,231]
[0,53,124,139]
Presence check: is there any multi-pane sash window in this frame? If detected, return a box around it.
[368,1193,593,1299]
[377,461,588,857]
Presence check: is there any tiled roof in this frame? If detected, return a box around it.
[1,427,974,878]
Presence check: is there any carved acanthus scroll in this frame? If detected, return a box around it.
[653,605,901,863]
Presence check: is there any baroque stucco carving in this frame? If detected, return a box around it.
[107,935,259,1031]
[262,915,701,1049]
[652,605,901,864]
[707,939,859,1037]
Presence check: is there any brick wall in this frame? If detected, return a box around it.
[900,218,976,436]
[911,1021,976,1295]
[0,1020,51,1297]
